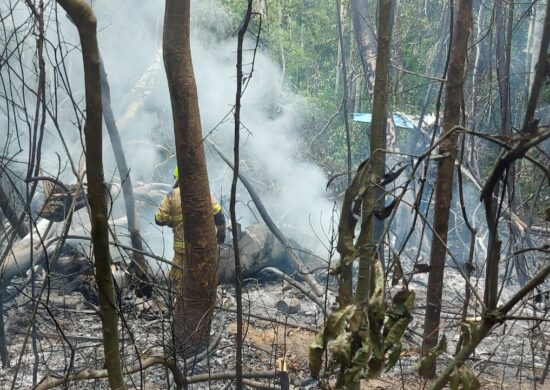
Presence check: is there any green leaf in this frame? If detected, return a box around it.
[449,365,480,390]
[349,306,369,333]
[384,317,412,349]
[418,335,447,377]
[336,159,371,263]
[385,343,402,370]
[326,304,356,338]
[368,255,386,324]
[309,328,326,379]
[351,334,372,366]
[328,333,352,365]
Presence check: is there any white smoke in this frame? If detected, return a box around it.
[1,0,336,261]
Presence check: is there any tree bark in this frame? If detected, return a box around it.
[55,1,125,388]
[336,0,352,186]
[523,0,550,129]
[467,0,486,173]
[351,0,378,102]
[529,0,547,93]
[355,0,393,302]
[421,0,473,378]
[0,183,28,239]
[163,0,219,354]
[232,1,253,387]
[336,0,354,301]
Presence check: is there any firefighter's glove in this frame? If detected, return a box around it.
[217,223,226,245]
[214,211,226,245]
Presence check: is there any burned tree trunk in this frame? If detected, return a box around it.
[421,0,473,378]
[0,182,28,239]
[55,1,125,389]
[163,0,219,354]
[231,1,254,387]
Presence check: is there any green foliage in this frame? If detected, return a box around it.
[311,205,415,387]
[309,286,415,388]
[418,335,447,378]
[449,365,481,390]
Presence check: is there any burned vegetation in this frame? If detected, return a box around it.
[1,0,550,389]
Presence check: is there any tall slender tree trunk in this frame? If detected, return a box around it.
[336,0,353,187]
[336,0,354,301]
[163,0,219,354]
[468,0,486,174]
[351,0,378,103]
[55,1,125,388]
[232,3,253,387]
[355,0,393,302]
[421,0,473,378]
[524,3,536,108]
[529,0,547,93]
[496,0,526,285]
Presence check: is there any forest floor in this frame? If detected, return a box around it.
[0,266,548,389]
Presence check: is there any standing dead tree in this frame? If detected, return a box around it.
[309,3,418,389]
[231,1,254,388]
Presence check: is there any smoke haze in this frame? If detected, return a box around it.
[1,0,335,262]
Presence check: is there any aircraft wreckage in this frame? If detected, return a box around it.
[0,179,322,305]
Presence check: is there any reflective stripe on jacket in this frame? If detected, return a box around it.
[155,187,221,253]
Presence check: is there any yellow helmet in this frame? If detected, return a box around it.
[173,166,179,180]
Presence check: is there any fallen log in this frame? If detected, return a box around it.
[0,219,59,287]
[1,216,319,302]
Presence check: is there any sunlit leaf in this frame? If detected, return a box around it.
[368,256,386,323]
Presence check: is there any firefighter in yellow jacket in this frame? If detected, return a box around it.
[155,167,226,288]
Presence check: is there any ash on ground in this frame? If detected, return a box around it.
[1,267,548,389]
